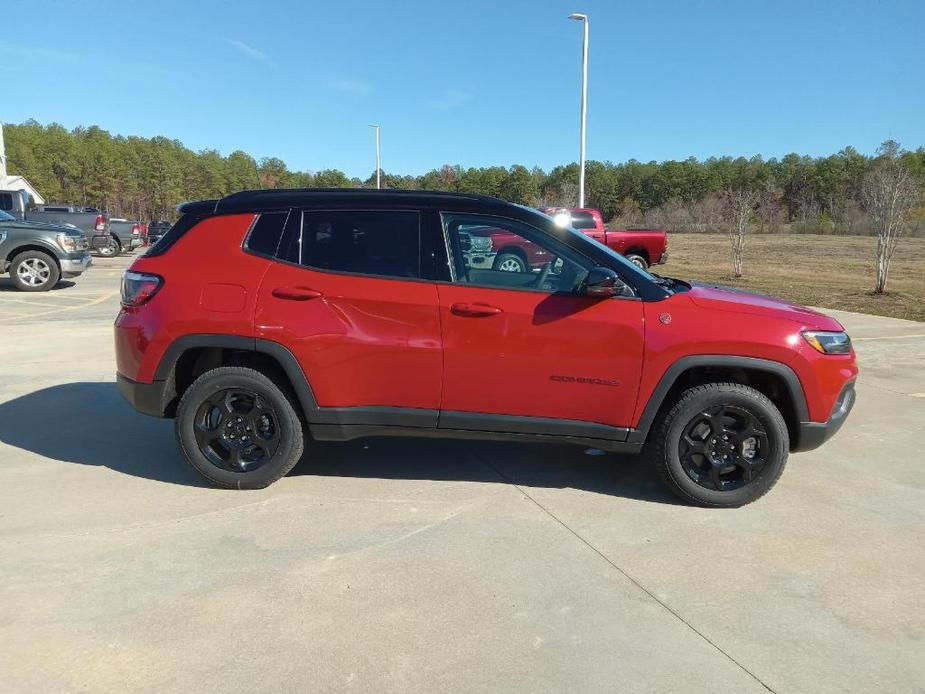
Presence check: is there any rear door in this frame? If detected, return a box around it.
[254,208,441,423]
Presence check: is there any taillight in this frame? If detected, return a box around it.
[95,214,106,232]
[121,271,163,306]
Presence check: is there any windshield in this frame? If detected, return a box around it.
[0,210,15,222]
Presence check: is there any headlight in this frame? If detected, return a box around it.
[802,331,852,354]
[0,231,6,244]
[57,233,81,252]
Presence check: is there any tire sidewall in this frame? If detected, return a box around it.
[627,254,648,270]
[661,387,788,507]
[11,251,60,292]
[176,369,304,489]
[99,237,120,257]
[493,253,526,273]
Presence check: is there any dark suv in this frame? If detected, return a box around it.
[116,189,856,507]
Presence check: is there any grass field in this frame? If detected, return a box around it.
[658,233,925,322]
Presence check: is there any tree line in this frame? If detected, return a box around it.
[4,120,923,237]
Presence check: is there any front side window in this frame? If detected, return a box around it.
[442,213,590,293]
[281,210,421,280]
[0,192,13,211]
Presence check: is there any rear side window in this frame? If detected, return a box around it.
[280,210,421,280]
[245,211,288,257]
[570,211,597,229]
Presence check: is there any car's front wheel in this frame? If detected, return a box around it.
[176,366,305,489]
[10,250,60,292]
[651,383,789,507]
[493,252,527,273]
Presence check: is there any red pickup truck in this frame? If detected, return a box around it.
[543,207,668,269]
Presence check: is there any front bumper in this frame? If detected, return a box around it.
[130,237,143,249]
[793,379,856,452]
[61,252,92,276]
[117,373,168,418]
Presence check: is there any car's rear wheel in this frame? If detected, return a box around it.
[97,235,121,257]
[176,366,305,489]
[626,253,648,270]
[10,251,60,292]
[651,383,788,507]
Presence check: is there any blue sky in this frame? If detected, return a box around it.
[2,0,923,178]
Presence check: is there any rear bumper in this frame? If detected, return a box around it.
[793,379,856,452]
[61,252,92,276]
[117,373,167,418]
[656,251,668,265]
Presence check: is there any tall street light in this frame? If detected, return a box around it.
[369,123,381,189]
[569,12,588,208]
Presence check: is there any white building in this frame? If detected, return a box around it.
[0,122,46,205]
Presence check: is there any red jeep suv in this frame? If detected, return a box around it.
[116,190,857,507]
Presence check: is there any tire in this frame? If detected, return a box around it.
[651,383,789,508]
[176,366,305,489]
[493,252,527,273]
[10,250,61,292]
[626,253,648,270]
[97,235,121,257]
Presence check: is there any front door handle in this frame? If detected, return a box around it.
[451,302,503,317]
[272,286,323,301]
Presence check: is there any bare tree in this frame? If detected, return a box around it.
[863,141,920,294]
[724,189,759,277]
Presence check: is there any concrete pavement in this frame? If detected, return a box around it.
[0,256,922,693]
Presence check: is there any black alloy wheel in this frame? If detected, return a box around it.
[194,389,281,472]
[678,405,769,492]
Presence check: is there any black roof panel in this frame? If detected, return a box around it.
[177,188,509,216]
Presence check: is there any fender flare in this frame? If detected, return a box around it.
[626,355,810,444]
[154,334,320,418]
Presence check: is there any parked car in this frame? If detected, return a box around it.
[543,207,668,269]
[115,189,856,507]
[0,209,91,291]
[145,220,172,247]
[0,189,110,251]
[103,218,145,257]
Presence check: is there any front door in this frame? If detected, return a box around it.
[255,208,441,422]
[437,212,644,432]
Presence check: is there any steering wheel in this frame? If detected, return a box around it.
[534,262,553,290]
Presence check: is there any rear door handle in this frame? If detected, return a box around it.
[451,302,503,317]
[272,286,323,301]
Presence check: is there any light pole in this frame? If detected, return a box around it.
[368,123,381,189]
[569,12,588,208]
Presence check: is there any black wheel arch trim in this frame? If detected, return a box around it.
[626,355,811,446]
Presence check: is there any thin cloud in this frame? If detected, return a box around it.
[222,38,271,63]
[429,89,472,110]
[331,78,373,97]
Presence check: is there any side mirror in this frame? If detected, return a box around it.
[582,266,627,298]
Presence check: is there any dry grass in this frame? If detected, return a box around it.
[659,233,925,322]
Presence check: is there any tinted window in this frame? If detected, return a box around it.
[442,213,589,294]
[286,210,420,279]
[0,192,13,211]
[570,211,597,229]
[245,211,288,256]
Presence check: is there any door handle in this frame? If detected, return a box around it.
[451,302,503,317]
[272,286,323,301]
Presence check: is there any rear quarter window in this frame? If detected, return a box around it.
[244,211,289,257]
